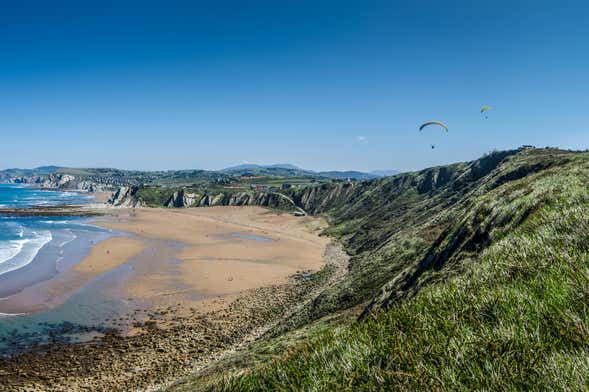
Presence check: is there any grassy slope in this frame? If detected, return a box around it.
[274,149,568,333]
[172,148,589,390]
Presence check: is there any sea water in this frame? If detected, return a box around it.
[0,184,119,354]
[0,184,96,278]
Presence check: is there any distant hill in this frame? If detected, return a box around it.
[316,171,379,180]
[0,166,62,180]
[34,165,63,174]
[222,163,303,172]
[370,169,400,177]
[0,163,400,184]
[222,163,399,180]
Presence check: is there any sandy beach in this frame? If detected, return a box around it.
[96,207,328,299]
[0,206,329,324]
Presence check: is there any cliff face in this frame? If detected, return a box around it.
[108,183,356,213]
[158,189,291,209]
[107,186,144,207]
[290,182,356,214]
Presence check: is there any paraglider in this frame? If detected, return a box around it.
[419,121,448,132]
[418,121,447,150]
[480,105,493,119]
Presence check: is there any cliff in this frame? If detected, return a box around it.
[109,186,305,211]
[107,186,144,207]
[160,190,289,208]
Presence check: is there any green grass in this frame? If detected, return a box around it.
[168,307,362,392]
[274,148,576,331]
[186,149,589,391]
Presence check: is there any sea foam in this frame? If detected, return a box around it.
[0,231,52,276]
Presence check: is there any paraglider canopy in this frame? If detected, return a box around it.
[480,105,493,119]
[419,121,448,132]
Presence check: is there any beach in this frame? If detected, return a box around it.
[95,207,328,301]
[0,206,328,324]
[0,205,345,391]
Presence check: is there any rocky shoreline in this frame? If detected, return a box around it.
[0,243,348,391]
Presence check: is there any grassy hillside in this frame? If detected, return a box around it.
[271,148,569,330]
[169,147,589,390]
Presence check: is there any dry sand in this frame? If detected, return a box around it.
[94,207,329,310]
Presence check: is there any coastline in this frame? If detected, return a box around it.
[0,204,341,391]
[1,206,328,315]
[0,187,115,306]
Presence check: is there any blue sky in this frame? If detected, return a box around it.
[1,1,588,172]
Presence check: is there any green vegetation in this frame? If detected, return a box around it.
[168,148,589,391]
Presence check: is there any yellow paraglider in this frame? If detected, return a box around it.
[481,105,493,119]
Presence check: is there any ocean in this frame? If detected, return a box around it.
[0,184,118,354]
[0,184,97,279]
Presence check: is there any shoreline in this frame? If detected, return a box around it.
[0,203,329,318]
[0,191,115,303]
[0,206,332,374]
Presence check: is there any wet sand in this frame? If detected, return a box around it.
[0,237,146,314]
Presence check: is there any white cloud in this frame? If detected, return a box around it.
[355,136,368,144]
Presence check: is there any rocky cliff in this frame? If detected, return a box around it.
[107,186,144,207]
[159,189,292,209]
[107,183,354,213]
